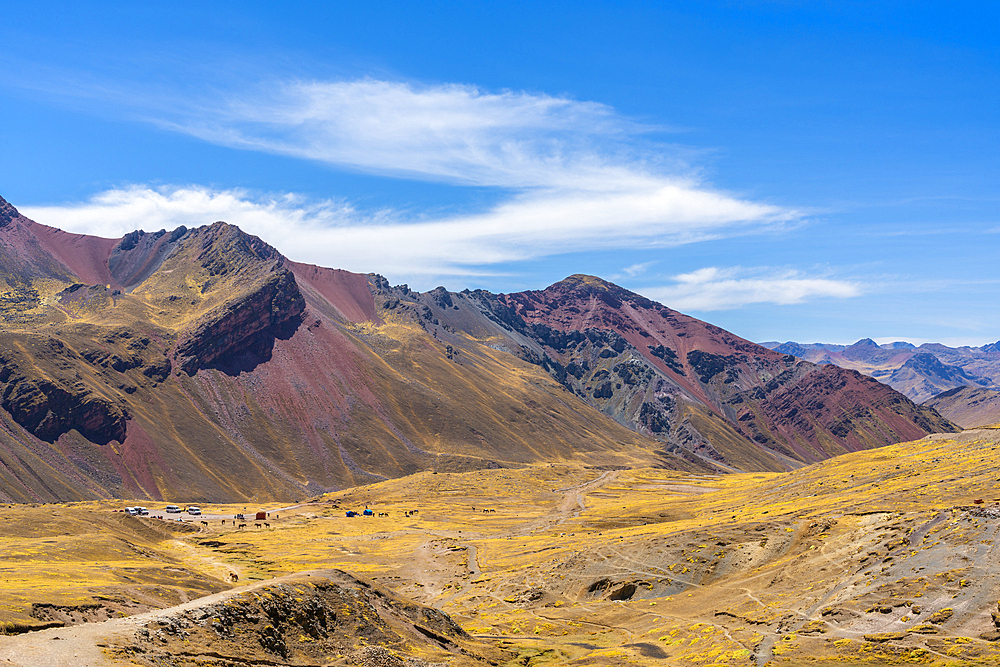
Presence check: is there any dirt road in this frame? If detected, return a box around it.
[0,571,338,667]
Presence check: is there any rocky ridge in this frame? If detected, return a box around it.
[0,195,959,502]
[373,274,955,472]
[0,196,678,503]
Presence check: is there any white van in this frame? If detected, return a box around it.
[137,507,149,516]
[187,506,202,516]
[165,505,182,513]
[124,507,138,516]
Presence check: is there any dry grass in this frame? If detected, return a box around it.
[5,430,1000,665]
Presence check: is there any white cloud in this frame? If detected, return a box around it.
[639,267,862,311]
[164,79,652,189]
[617,262,657,279]
[21,78,803,285]
[22,182,792,285]
[23,186,358,241]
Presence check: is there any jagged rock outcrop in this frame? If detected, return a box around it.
[108,226,188,291]
[173,268,305,375]
[0,196,19,228]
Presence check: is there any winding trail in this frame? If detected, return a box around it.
[512,470,619,538]
[0,570,343,667]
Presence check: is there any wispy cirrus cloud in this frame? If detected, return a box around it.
[639,267,862,311]
[167,79,653,189]
[612,261,657,280]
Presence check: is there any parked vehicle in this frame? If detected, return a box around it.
[137,507,149,516]
[165,505,182,513]
[124,507,138,516]
[187,506,202,515]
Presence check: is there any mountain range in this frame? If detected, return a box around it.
[761,338,1000,424]
[0,195,956,503]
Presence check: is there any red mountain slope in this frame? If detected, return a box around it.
[0,196,956,502]
[0,197,682,503]
[427,275,955,471]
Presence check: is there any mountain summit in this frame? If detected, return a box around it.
[0,197,956,502]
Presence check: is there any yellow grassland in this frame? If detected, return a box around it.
[4,430,1000,665]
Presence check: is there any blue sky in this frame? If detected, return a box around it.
[1,2,997,346]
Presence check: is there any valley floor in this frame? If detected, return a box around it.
[4,428,1000,665]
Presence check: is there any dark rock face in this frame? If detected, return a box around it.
[174,268,305,375]
[0,347,128,445]
[0,195,18,229]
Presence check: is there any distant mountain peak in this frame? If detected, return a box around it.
[850,338,878,347]
[773,341,806,357]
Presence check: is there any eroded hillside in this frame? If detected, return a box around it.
[924,386,1000,429]
[373,274,956,472]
